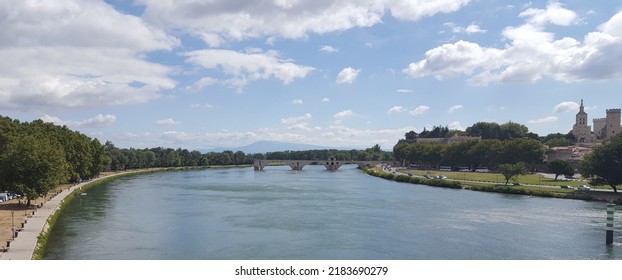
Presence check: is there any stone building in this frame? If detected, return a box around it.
[571,99,621,143]
[572,99,592,143]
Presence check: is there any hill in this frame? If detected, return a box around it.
[200,140,341,154]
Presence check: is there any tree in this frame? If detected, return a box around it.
[547,159,574,180]
[497,163,527,185]
[466,122,501,139]
[580,134,622,192]
[404,131,418,142]
[0,135,69,205]
[499,121,528,140]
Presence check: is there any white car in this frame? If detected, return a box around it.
[577,185,591,191]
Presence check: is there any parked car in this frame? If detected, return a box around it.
[561,185,573,189]
[436,175,447,180]
[578,185,591,191]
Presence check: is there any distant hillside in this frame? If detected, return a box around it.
[201,140,342,154]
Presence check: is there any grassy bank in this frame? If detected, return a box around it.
[365,167,622,204]
[402,169,597,188]
[365,168,462,189]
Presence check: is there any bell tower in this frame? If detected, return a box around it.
[572,99,592,143]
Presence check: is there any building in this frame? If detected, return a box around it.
[571,99,622,143]
[572,99,592,143]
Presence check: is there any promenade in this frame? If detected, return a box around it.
[0,178,100,259]
[0,170,139,260]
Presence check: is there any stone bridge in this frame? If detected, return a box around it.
[253,158,397,171]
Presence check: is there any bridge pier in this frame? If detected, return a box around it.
[323,159,343,171]
[253,159,398,171]
[288,161,308,171]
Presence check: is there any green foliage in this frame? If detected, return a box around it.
[497,163,527,185]
[543,132,576,147]
[366,169,462,189]
[465,121,530,140]
[0,134,69,204]
[393,137,545,170]
[547,159,574,180]
[265,146,393,162]
[580,134,622,192]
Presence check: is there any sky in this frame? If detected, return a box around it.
[2,0,622,150]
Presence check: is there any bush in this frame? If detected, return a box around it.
[366,169,461,189]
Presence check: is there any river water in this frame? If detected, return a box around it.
[43,165,622,260]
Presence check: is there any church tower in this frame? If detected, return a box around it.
[572,99,592,143]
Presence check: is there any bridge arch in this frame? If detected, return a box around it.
[253,159,398,171]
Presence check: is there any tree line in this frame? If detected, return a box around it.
[0,115,394,205]
[393,137,546,171]
[394,121,622,192]
[263,144,393,161]
[0,116,108,205]
[103,142,264,171]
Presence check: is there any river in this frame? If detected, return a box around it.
[43,165,622,259]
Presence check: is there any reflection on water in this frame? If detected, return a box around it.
[44,165,620,260]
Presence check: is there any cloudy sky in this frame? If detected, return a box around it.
[2,0,622,150]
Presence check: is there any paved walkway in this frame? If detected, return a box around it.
[0,182,88,260]
[0,171,138,260]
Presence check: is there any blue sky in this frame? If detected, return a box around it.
[2,0,622,150]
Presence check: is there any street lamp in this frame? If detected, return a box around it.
[11,211,15,240]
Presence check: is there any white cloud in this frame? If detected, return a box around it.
[187,77,218,91]
[320,45,339,53]
[156,118,180,125]
[448,121,464,130]
[139,0,470,47]
[336,67,361,84]
[41,114,116,128]
[188,126,418,150]
[448,104,464,113]
[528,116,558,124]
[190,103,215,109]
[387,0,471,22]
[598,12,622,37]
[465,24,487,34]
[444,22,487,34]
[388,106,405,114]
[0,0,178,111]
[397,89,413,93]
[286,123,322,132]
[405,3,622,85]
[553,101,579,113]
[321,97,330,103]
[281,113,312,125]
[409,105,430,116]
[183,49,314,90]
[519,2,579,27]
[292,99,304,105]
[334,110,354,119]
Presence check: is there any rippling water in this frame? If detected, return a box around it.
[43,165,622,259]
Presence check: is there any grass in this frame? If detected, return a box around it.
[368,167,622,203]
[401,169,600,189]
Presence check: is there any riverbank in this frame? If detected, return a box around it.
[365,167,622,204]
[0,166,214,260]
[0,169,160,260]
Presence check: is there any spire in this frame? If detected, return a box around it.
[580,99,584,112]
